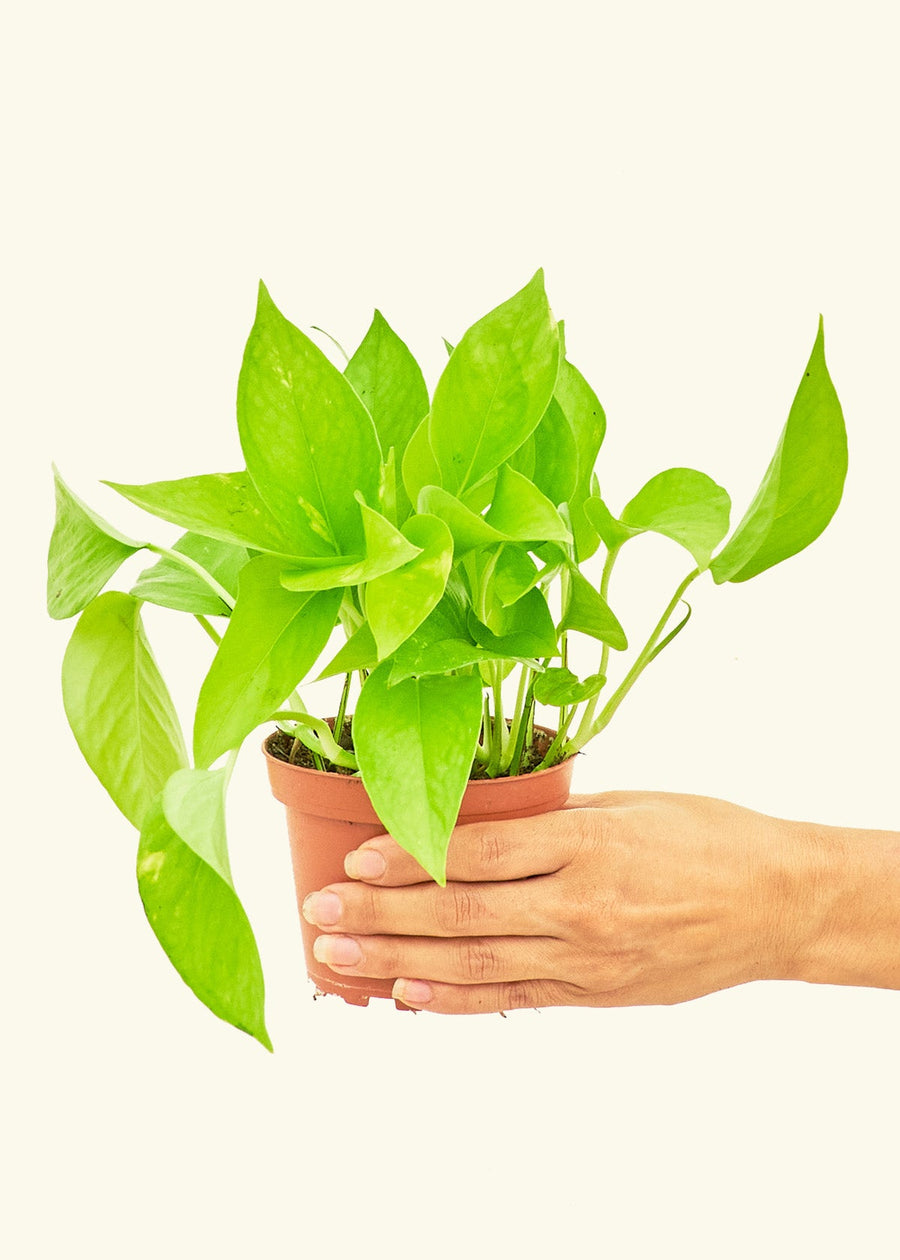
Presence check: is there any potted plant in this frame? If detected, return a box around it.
[47,271,847,1049]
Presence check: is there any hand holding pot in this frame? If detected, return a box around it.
[303,792,900,1014]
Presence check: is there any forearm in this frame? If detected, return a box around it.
[787,820,900,991]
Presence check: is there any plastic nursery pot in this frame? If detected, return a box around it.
[264,727,575,1008]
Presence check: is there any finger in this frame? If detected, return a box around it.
[390,976,585,1015]
[302,875,562,939]
[344,808,586,887]
[311,932,563,986]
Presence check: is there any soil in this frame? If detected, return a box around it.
[267,721,560,779]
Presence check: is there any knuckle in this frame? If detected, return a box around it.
[476,827,506,872]
[457,937,502,983]
[436,884,487,934]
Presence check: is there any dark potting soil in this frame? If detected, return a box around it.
[267,722,558,779]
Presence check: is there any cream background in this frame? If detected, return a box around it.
[5,2,898,1256]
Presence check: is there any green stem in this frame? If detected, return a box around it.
[146,543,235,610]
[571,544,621,748]
[566,566,701,756]
[486,664,505,777]
[334,672,352,745]
[501,664,532,773]
[194,615,222,646]
[508,676,536,777]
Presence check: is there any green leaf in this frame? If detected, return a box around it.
[105,471,300,555]
[417,485,507,556]
[62,593,189,827]
[555,358,607,560]
[365,514,453,658]
[429,272,560,496]
[138,770,271,1050]
[711,319,847,583]
[317,621,379,680]
[238,283,382,553]
[492,545,541,607]
[193,556,342,767]
[559,570,628,650]
[279,501,422,591]
[484,464,572,545]
[468,586,559,659]
[532,667,606,706]
[345,310,430,467]
[401,415,443,509]
[353,664,484,883]
[529,397,578,506]
[48,467,144,619]
[131,533,249,615]
[619,468,731,569]
[584,494,635,551]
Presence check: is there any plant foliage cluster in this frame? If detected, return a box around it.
[48,273,847,1046]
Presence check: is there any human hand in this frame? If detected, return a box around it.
[301,791,819,1013]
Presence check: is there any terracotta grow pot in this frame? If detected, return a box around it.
[264,729,575,1007]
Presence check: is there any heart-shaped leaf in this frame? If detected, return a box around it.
[353,664,484,884]
[365,514,453,658]
[131,533,249,615]
[429,272,560,496]
[620,468,731,569]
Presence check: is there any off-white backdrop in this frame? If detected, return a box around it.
[5,3,898,1257]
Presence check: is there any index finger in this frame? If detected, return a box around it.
[344,797,593,886]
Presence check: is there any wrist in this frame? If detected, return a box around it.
[780,818,900,991]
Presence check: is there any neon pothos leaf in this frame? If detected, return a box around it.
[104,471,300,555]
[532,667,606,706]
[48,467,144,619]
[138,769,271,1050]
[620,468,731,569]
[429,271,560,496]
[365,514,453,658]
[279,501,421,592]
[345,309,429,468]
[193,556,342,767]
[238,282,382,553]
[354,664,483,884]
[62,593,188,827]
[711,318,847,583]
[131,533,248,615]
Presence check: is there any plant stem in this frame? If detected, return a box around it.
[566,566,701,755]
[508,675,536,777]
[146,544,235,610]
[502,664,532,773]
[194,615,222,646]
[486,664,506,777]
[570,544,621,748]
[334,672,352,745]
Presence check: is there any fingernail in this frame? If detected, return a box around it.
[313,935,362,967]
[393,979,433,1007]
[302,891,342,926]
[345,848,386,880]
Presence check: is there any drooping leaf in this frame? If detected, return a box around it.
[62,593,188,827]
[237,282,382,553]
[130,533,249,615]
[105,471,301,555]
[492,546,541,607]
[193,556,342,767]
[365,514,453,658]
[345,310,429,467]
[583,494,635,551]
[429,272,560,496]
[484,464,572,545]
[711,319,847,583]
[353,664,484,883]
[279,501,422,592]
[619,468,731,569]
[559,570,628,650]
[48,467,144,619]
[137,770,271,1050]
[555,358,607,559]
[532,667,607,706]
